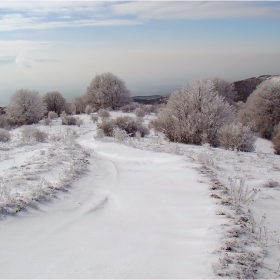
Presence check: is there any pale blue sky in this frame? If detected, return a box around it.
[1,1,280,105]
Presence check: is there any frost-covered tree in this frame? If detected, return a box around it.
[237,78,280,139]
[210,77,237,105]
[72,95,87,114]
[218,123,256,152]
[7,89,45,126]
[43,91,67,116]
[86,72,131,110]
[151,79,235,146]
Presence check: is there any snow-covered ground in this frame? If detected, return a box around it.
[0,111,279,278]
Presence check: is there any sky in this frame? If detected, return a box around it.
[0,1,280,106]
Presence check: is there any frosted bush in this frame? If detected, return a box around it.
[0,129,11,142]
[43,117,52,126]
[218,123,256,152]
[121,103,138,113]
[61,115,77,125]
[75,117,84,127]
[141,105,153,115]
[48,111,58,119]
[135,108,145,118]
[85,105,94,114]
[21,126,48,142]
[98,109,110,120]
[113,127,129,142]
[98,116,149,137]
[90,115,98,123]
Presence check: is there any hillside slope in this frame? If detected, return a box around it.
[233,75,280,102]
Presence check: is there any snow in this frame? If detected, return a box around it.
[0,111,280,278]
[255,137,275,154]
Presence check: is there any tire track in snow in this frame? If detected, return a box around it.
[0,135,221,278]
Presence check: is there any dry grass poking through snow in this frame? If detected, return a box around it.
[0,127,91,216]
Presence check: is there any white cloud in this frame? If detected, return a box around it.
[111,1,280,20]
[0,1,279,32]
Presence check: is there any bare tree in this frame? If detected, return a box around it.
[43,91,67,116]
[237,78,280,139]
[86,72,131,110]
[150,79,235,146]
[6,89,45,126]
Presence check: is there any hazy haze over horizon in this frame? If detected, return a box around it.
[0,0,280,106]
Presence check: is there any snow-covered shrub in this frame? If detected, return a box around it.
[90,114,98,123]
[75,117,84,127]
[6,89,45,126]
[48,111,58,120]
[148,118,162,135]
[43,117,52,126]
[98,116,149,137]
[121,103,138,113]
[61,115,77,125]
[0,129,11,142]
[97,109,110,120]
[135,108,145,118]
[237,78,280,139]
[85,105,94,114]
[152,79,235,146]
[197,151,216,166]
[141,105,153,115]
[272,124,280,155]
[21,126,48,142]
[218,123,256,152]
[114,116,149,137]
[113,127,129,142]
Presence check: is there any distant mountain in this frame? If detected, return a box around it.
[132,94,169,104]
[232,75,280,102]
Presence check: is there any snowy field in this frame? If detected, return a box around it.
[0,111,280,278]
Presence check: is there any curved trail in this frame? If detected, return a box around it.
[0,133,221,278]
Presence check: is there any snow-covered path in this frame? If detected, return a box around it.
[0,133,221,278]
